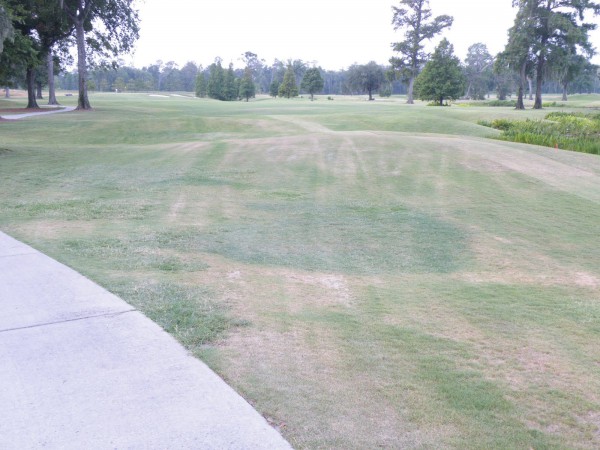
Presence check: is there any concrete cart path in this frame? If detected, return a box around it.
[0,231,292,450]
[1,105,76,120]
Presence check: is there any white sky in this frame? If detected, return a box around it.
[127,0,600,70]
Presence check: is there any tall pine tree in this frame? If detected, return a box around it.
[390,0,453,104]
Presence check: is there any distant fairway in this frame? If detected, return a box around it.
[1,93,599,448]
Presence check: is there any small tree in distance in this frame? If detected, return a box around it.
[269,80,280,97]
[415,38,465,106]
[300,67,324,100]
[239,67,255,101]
[195,72,207,98]
[278,65,298,98]
[348,62,385,100]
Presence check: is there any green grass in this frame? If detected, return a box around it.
[1,92,600,449]
[479,111,600,154]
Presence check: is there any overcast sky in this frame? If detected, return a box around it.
[127,0,600,70]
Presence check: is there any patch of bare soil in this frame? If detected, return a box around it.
[454,227,600,289]
[16,220,97,240]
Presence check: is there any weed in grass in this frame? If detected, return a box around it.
[112,281,232,357]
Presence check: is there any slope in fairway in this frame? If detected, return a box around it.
[1,94,599,449]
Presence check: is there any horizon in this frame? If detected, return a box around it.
[124,0,600,71]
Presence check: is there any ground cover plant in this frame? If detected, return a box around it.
[479,111,600,155]
[1,93,599,448]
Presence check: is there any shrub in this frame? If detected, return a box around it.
[485,100,517,107]
[486,112,600,155]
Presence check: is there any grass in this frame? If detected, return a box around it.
[1,92,600,448]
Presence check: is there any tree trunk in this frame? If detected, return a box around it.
[439,97,444,106]
[527,76,533,100]
[75,19,92,110]
[534,59,544,109]
[48,51,59,105]
[36,81,43,99]
[516,62,526,110]
[26,68,40,109]
[4,87,9,98]
[561,82,568,101]
[406,75,415,104]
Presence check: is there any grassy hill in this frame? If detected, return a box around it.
[2,93,599,448]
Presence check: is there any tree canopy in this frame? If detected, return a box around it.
[507,0,599,109]
[415,38,465,105]
[390,0,453,104]
[300,67,324,100]
[61,0,140,109]
[347,62,385,100]
[0,2,14,55]
[278,65,299,98]
[464,43,494,100]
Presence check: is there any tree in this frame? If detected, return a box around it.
[223,63,238,101]
[300,67,324,100]
[570,59,598,93]
[509,0,599,109]
[390,0,453,104]
[0,31,35,101]
[278,65,298,98]
[0,2,14,55]
[464,43,494,100]
[195,71,207,98]
[493,61,516,100]
[269,80,280,97]
[207,59,224,100]
[347,62,385,100]
[498,1,536,109]
[239,67,255,101]
[179,61,199,92]
[414,38,465,105]
[61,0,140,110]
[550,50,587,101]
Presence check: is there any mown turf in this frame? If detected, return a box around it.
[1,92,599,449]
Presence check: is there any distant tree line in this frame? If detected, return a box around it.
[50,45,599,103]
[2,0,599,108]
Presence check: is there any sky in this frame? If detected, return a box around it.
[127,0,600,70]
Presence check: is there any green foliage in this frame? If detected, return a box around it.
[347,61,385,100]
[195,72,207,98]
[508,0,599,109]
[300,67,324,101]
[239,67,255,102]
[390,0,454,103]
[278,65,298,98]
[223,63,238,101]
[0,3,14,55]
[269,80,280,97]
[485,99,517,107]
[207,59,225,100]
[480,112,600,154]
[415,38,466,105]
[464,43,494,100]
[379,84,392,97]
